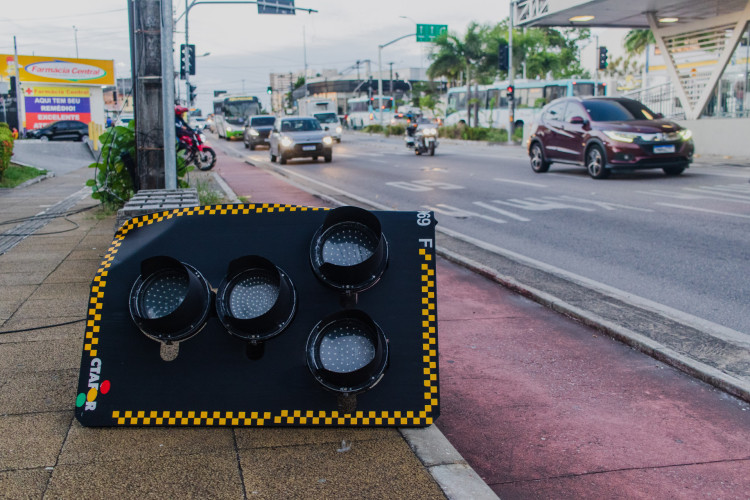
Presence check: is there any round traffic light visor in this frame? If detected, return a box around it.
[306,310,389,395]
[310,206,388,292]
[216,256,296,342]
[129,256,212,343]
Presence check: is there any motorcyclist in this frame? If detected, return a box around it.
[175,105,193,140]
[405,111,418,145]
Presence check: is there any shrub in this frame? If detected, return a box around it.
[363,124,384,134]
[86,121,192,210]
[0,122,14,180]
[384,124,405,137]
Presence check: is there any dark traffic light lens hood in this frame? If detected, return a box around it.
[306,309,389,395]
[216,255,297,342]
[129,256,212,343]
[310,206,388,293]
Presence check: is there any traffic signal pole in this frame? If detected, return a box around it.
[594,34,599,96]
[508,0,515,145]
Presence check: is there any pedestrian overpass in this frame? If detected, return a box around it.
[516,0,750,157]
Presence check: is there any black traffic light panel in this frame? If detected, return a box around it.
[189,84,197,105]
[598,46,608,70]
[75,205,439,428]
[267,86,273,94]
[506,85,514,101]
[498,43,509,72]
[179,44,195,79]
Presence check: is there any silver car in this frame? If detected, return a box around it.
[269,117,333,164]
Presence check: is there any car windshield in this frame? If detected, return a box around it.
[252,116,276,126]
[314,113,338,124]
[584,100,658,122]
[281,119,322,132]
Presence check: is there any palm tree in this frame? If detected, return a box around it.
[428,23,485,126]
[624,29,655,56]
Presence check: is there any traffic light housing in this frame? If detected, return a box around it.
[75,205,439,427]
[189,84,197,105]
[179,44,195,79]
[267,86,273,95]
[498,43,509,72]
[506,85,514,101]
[598,46,608,70]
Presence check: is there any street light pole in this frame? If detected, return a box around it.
[378,32,416,126]
[508,0,515,145]
[73,26,79,58]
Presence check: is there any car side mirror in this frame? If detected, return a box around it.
[569,116,585,125]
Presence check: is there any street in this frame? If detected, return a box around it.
[214,131,750,337]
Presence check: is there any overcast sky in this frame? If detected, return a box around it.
[2,0,626,113]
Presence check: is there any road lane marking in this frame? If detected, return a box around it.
[494,197,595,212]
[424,204,508,224]
[493,178,547,188]
[473,202,531,221]
[656,203,750,219]
[551,196,654,212]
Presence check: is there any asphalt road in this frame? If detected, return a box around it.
[216,131,750,337]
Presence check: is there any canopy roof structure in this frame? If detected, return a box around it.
[516,0,750,119]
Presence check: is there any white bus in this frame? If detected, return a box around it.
[346,96,395,129]
[212,95,261,140]
[445,79,606,130]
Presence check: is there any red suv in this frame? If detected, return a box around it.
[527,97,694,179]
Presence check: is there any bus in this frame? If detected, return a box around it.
[444,79,606,130]
[346,96,395,129]
[212,95,262,140]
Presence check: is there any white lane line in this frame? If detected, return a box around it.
[494,178,547,188]
[473,201,531,221]
[656,203,750,219]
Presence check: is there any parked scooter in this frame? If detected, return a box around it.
[404,118,439,156]
[179,129,217,171]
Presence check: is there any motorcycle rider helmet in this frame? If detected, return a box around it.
[175,106,189,117]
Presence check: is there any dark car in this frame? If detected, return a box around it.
[243,115,276,150]
[269,117,333,164]
[527,97,694,179]
[28,120,89,142]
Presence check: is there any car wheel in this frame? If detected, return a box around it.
[663,166,685,176]
[529,142,550,173]
[279,154,287,165]
[81,134,89,142]
[324,152,332,163]
[40,136,49,142]
[586,145,609,179]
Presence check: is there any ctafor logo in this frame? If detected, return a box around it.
[76,358,111,411]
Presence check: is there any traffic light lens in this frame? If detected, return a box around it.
[228,271,279,319]
[321,222,378,266]
[140,271,189,319]
[319,320,377,373]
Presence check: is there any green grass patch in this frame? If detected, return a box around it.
[0,163,47,188]
[194,177,223,205]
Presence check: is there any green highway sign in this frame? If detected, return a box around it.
[416,24,447,42]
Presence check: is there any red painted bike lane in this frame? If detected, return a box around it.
[436,259,750,498]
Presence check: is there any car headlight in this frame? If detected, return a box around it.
[423,128,438,136]
[226,126,233,132]
[249,129,259,136]
[603,130,639,143]
[323,136,333,146]
[678,129,693,141]
[336,126,342,134]
[281,136,293,148]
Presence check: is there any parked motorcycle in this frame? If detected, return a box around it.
[404,119,439,156]
[179,129,216,171]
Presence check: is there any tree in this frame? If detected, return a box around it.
[624,29,655,56]
[427,23,485,126]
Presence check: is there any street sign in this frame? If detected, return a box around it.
[416,24,447,42]
[258,0,295,15]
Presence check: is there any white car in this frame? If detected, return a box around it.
[269,117,333,165]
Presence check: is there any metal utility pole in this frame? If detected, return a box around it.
[13,36,25,136]
[130,0,168,189]
[161,0,177,189]
[594,34,599,96]
[73,26,79,58]
[378,33,415,125]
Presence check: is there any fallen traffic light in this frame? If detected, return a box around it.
[75,205,439,427]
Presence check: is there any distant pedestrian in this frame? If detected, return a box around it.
[11,127,18,140]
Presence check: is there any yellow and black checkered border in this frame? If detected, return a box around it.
[83,204,324,358]
[83,204,438,426]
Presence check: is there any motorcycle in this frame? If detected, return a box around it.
[404,121,438,156]
[179,129,217,171]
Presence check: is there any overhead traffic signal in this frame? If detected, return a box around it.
[75,205,439,428]
[598,46,609,70]
[179,44,195,79]
[267,86,273,94]
[498,43,509,72]
[188,84,197,105]
[506,85,514,101]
